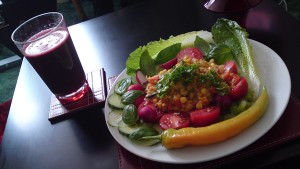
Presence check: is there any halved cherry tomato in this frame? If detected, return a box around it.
[229,77,248,100]
[224,60,238,74]
[176,47,203,62]
[225,73,241,86]
[190,106,221,127]
[159,112,190,130]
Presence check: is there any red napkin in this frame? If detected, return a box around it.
[117,95,300,169]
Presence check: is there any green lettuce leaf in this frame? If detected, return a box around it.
[211,18,261,98]
[126,31,213,76]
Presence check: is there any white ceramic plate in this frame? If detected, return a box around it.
[104,39,291,164]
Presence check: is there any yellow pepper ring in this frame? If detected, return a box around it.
[161,87,269,149]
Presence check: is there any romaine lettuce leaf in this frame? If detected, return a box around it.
[211,18,261,98]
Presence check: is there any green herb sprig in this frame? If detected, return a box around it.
[198,70,229,96]
[156,62,197,98]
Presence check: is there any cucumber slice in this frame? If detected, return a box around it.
[108,93,125,110]
[118,120,141,136]
[134,139,160,146]
[107,110,123,127]
[118,120,161,147]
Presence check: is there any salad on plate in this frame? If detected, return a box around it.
[106,18,269,149]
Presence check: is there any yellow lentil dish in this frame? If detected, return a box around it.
[146,56,231,113]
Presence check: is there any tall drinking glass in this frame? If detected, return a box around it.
[11,12,89,104]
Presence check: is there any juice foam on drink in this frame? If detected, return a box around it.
[23,29,87,96]
[25,30,68,56]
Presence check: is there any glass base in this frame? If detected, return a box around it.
[56,81,89,105]
[204,0,263,13]
[49,69,106,123]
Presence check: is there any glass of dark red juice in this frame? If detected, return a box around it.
[11,12,89,104]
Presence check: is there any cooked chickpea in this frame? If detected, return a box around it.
[196,101,203,109]
[180,97,188,103]
[201,88,208,95]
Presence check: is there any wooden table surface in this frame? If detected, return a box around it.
[1,0,300,168]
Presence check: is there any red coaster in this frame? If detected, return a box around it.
[49,69,106,123]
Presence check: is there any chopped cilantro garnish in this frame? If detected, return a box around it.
[156,62,197,98]
[156,61,229,98]
[198,70,229,96]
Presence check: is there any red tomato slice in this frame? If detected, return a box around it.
[229,77,248,100]
[224,60,238,74]
[190,106,221,127]
[176,47,203,63]
[225,73,241,86]
[159,112,190,130]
